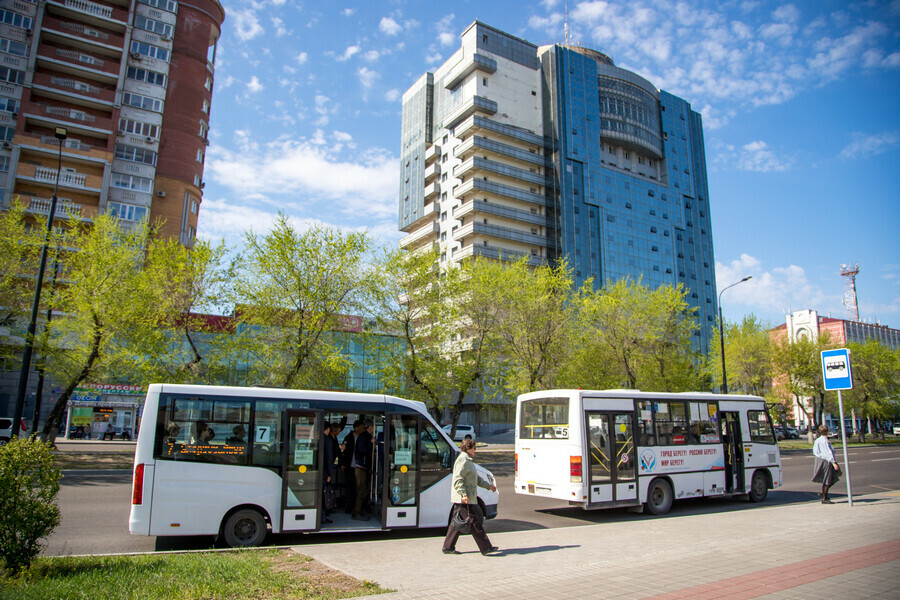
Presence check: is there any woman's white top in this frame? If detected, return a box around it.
[813,436,836,462]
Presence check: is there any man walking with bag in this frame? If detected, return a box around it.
[442,438,499,555]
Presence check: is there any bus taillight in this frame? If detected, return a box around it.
[132,463,144,505]
[570,456,582,483]
[515,453,518,477]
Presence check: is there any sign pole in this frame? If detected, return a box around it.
[835,389,853,507]
[821,348,854,508]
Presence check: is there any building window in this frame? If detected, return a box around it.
[110,173,153,193]
[188,225,196,239]
[0,66,25,85]
[0,39,28,57]
[196,148,204,163]
[190,199,198,214]
[115,143,157,166]
[0,9,33,30]
[139,0,178,12]
[119,118,159,139]
[205,77,212,91]
[202,99,209,114]
[0,97,17,113]
[0,155,9,172]
[108,201,148,222]
[126,66,167,87]
[123,92,163,112]
[130,41,170,62]
[134,15,174,37]
[0,126,14,141]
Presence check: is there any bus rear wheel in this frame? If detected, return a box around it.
[646,479,673,515]
[222,509,267,547]
[748,470,768,503]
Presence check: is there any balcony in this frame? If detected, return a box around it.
[401,201,439,233]
[452,221,548,248]
[424,162,441,184]
[453,199,552,229]
[424,144,441,165]
[444,53,498,89]
[47,0,130,30]
[454,243,545,266]
[399,221,439,251]
[32,73,116,110]
[453,156,554,188]
[15,194,93,223]
[442,95,497,130]
[423,181,440,201]
[455,115,552,150]
[454,135,551,169]
[35,165,87,187]
[453,178,550,207]
[36,46,121,83]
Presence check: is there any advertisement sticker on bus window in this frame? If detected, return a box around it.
[255,426,272,443]
[708,404,717,418]
[294,424,314,440]
[294,448,314,465]
[395,449,413,466]
[656,402,668,414]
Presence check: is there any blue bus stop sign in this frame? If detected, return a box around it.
[821,348,853,391]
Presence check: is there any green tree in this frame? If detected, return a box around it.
[844,340,900,441]
[707,315,773,396]
[487,257,574,395]
[232,216,374,389]
[771,332,834,441]
[0,437,61,573]
[125,237,236,384]
[566,278,700,391]
[0,202,43,362]
[39,216,151,444]
[368,248,500,429]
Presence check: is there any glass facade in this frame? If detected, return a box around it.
[398,23,718,353]
[541,45,717,353]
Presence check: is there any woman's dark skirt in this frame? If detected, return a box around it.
[812,457,840,486]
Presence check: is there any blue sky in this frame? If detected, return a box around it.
[199,0,900,328]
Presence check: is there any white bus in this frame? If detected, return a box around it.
[515,390,782,514]
[130,384,499,546]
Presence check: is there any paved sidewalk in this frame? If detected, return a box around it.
[291,492,900,600]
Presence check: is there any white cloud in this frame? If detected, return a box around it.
[380,17,402,36]
[736,141,791,172]
[233,9,263,42]
[384,88,400,102]
[716,254,828,321]
[341,8,355,17]
[358,66,379,90]
[246,76,264,94]
[296,52,308,65]
[271,17,289,37]
[204,136,400,237]
[337,45,360,62]
[839,131,900,159]
[435,13,456,46]
[364,50,380,62]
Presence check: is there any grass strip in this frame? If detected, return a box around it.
[1,549,388,600]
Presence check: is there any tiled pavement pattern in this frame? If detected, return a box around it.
[291,492,900,600]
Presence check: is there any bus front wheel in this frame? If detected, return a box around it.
[748,470,768,503]
[222,509,267,547]
[645,479,673,515]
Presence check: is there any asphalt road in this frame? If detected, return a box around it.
[44,444,900,556]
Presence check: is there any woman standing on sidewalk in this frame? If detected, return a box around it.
[442,438,499,555]
[812,425,840,504]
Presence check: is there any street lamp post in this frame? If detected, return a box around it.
[717,275,752,394]
[11,127,67,438]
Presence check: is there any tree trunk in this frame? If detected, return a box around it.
[41,313,103,446]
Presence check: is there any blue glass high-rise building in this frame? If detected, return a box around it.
[399,22,718,353]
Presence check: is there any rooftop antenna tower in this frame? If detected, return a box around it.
[564,1,569,45]
[840,263,860,322]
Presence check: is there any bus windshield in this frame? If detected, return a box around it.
[519,397,569,439]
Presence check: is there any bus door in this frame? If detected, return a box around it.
[721,412,744,493]
[382,413,420,528]
[281,409,323,532]
[586,412,637,504]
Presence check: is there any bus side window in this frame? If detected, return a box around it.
[636,401,655,446]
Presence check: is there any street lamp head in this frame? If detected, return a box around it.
[741,275,753,283]
[54,127,67,140]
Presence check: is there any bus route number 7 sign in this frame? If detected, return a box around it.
[821,348,852,391]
